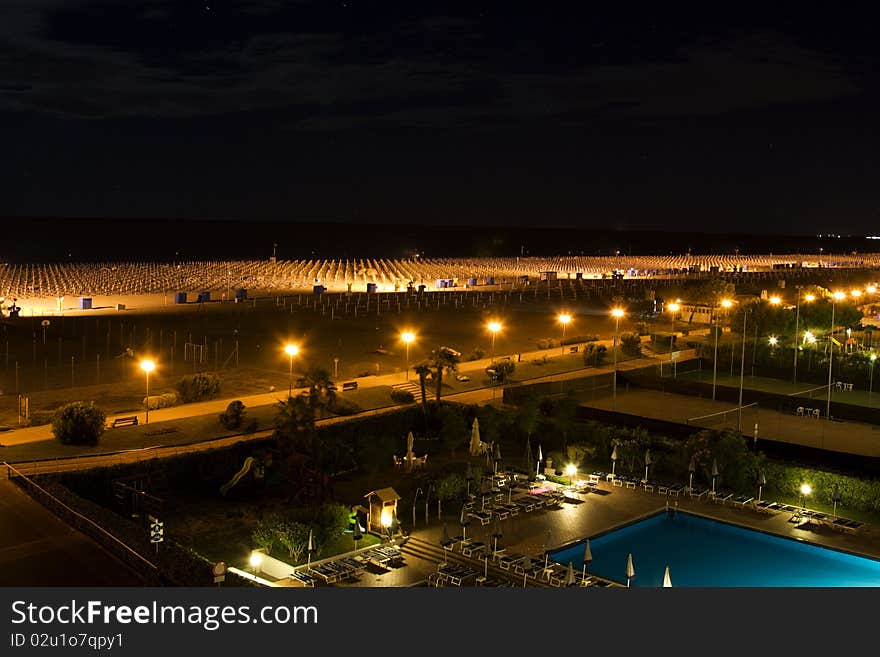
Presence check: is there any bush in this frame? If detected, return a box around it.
[467,347,486,361]
[390,389,415,404]
[561,334,598,345]
[582,342,608,367]
[536,338,560,350]
[144,392,179,410]
[219,400,247,430]
[52,402,106,446]
[244,418,259,433]
[328,398,361,416]
[635,322,650,336]
[619,332,643,357]
[175,372,221,403]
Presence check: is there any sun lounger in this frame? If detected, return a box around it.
[309,563,338,584]
[625,478,638,490]
[515,497,536,512]
[461,541,486,558]
[666,484,684,497]
[289,570,315,587]
[612,477,624,487]
[689,488,709,499]
[500,503,519,517]
[713,492,734,504]
[732,495,754,507]
[642,480,656,493]
[469,511,492,525]
[491,506,510,520]
[498,553,526,571]
[752,500,780,514]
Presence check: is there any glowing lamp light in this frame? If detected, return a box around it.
[557,313,572,325]
[768,336,778,346]
[721,299,733,309]
[284,344,299,357]
[870,354,877,362]
[249,552,263,569]
[804,294,816,302]
[140,359,155,373]
[611,308,625,318]
[401,331,415,344]
[833,291,846,301]
[565,464,577,477]
[850,290,862,298]
[867,285,877,294]
[800,483,812,497]
[488,321,502,333]
[769,296,781,305]
[380,508,393,528]
[667,302,680,313]
[804,331,816,344]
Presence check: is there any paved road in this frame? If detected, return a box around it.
[0,479,143,586]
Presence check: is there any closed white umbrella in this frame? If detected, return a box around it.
[565,561,577,587]
[663,565,672,588]
[459,504,470,540]
[537,444,543,478]
[581,539,593,579]
[469,418,482,456]
[832,483,841,517]
[521,555,532,588]
[644,448,653,482]
[626,553,635,588]
[757,469,766,502]
[307,528,315,568]
[711,458,719,494]
[611,445,619,476]
[687,454,696,491]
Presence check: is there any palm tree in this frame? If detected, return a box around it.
[429,348,461,402]
[300,366,337,416]
[413,363,432,413]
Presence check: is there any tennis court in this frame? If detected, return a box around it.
[581,388,880,457]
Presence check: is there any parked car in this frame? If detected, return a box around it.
[455,374,470,382]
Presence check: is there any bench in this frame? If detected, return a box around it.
[341,381,358,392]
[111,415,139,428]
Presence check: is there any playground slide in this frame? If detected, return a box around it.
[220,457,256,496]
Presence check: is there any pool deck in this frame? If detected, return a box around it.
[283,478,880,587]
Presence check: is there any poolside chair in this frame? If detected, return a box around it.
[689,488,709,500]
[732,495,754,508]
[752,500,780,514]
[498,553,526,571]
[666,484,684,497]
[713,492,734,504]
[289,570,315,587]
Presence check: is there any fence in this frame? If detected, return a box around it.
[685,402,759,432]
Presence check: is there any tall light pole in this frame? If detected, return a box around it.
[557,313,571,355]
[140,359,155,424]
[488,321,502,402]
[713,299,733,401]
[737,307,749,432]
[793,292,815,386]
[826,291,846,419]
[284,344,299,399]
[611,308,625,410]
[401,331,415,381]
[869,353,876,406]
[667,301,680,362]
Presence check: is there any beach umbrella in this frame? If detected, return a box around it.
[406,431,415,459]
[565,561,577,587]
[494,442,502,474]
[492,516,503,555]
[581,539,593,579]
[644,448,653,482]
[469,418,482,456]
[687,455,696,490]
[626,553,635,588]
[757,469,767,502]
[711,459,719,494]
[536,444,543,478]
[832,483,841,517]
[663,565,672,588]
[440,523,452,564]
[307,529,314,568]
[543,528,552,568]
[353,519,362,550]
[521,555,532,588]
[611,445,619,476]
[460,504,471,540]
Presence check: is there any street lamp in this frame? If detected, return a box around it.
[713,299,733,401]
[611,307,625,410]
[869,353,876,406]
[737,307,749,432]
[557,313,572,355]
[140,359,155,424]
[826,291,846,419]
[565,463,577,488]
[284,344,299,399]
[667,302,680,361]
[799,483,812,510]
[793,292,815,386]
[249,551,262,579]
[401,331,415,381]
[487,321,502,402]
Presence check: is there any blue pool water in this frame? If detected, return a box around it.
[550,511,880,587]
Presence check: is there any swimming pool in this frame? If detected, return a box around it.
[549,511,880,587]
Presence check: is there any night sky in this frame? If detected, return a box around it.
[2,2,879,236]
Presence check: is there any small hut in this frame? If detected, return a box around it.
[364,488,402,534]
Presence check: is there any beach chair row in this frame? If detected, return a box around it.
[436,563,478,586]
[308,556,366,583]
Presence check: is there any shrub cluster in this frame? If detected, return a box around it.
[175,372,221,403]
